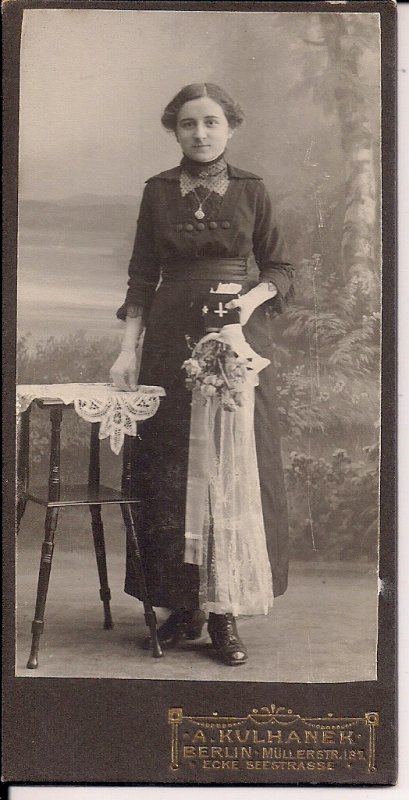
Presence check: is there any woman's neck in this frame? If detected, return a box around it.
[180,151,226,176]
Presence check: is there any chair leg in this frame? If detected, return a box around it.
[27,507,58,669]
[89,505,113,629]
[87,422,113,629]
[16,497,27,533]
[27,405,62,669]
[121,502,163,658]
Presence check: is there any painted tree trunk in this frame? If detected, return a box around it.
[318,14,379,310]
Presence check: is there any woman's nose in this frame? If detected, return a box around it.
[194,124,207,140]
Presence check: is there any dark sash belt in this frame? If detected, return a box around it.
[160,258,248,284]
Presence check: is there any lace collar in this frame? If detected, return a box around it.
[180,153,227,178]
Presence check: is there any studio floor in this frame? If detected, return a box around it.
[15,504,378,682]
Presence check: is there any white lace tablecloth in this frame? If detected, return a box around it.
[16,383,166,455]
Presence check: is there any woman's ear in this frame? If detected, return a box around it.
[227,128,234,140]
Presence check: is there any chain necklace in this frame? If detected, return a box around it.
[191,186,214,220]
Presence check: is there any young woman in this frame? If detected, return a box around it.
[110,83,293,666]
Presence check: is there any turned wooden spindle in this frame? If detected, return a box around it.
[88,422,113,630]
[27,406,62,669]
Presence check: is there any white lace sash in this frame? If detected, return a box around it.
[184,325,274,616]
[16,383,166,455]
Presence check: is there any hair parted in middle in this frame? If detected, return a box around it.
[161,83,245,132]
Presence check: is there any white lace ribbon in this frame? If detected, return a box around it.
[184,326,274,616]
[16,383,166,455]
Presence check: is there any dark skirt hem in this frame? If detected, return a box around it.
[124,280,289,611]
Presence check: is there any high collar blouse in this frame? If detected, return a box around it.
[117,162,294,320]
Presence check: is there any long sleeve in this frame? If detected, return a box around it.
[252,181,294,314]
[116,182,160,321]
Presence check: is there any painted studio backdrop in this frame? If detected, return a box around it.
[16,9,381,681]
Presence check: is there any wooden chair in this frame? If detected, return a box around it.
[16,397,163,668]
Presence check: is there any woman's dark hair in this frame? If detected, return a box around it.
[161,83,245,131]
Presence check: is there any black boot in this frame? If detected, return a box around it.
[208,613,248,666]
[142,609,206,650]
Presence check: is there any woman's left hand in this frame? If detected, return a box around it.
[226,283,278,326]
[225,295,255,326]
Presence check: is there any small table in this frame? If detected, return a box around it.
[16,383,166,669]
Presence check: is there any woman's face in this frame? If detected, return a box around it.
[175,96,233,162]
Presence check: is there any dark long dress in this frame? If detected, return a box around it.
[117,161,293,610]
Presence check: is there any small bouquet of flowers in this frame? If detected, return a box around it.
[182,337,248,411]
[182,284,270,412]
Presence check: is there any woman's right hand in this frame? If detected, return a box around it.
[110,349,137,391]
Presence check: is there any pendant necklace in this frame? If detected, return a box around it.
[192,186,214,220]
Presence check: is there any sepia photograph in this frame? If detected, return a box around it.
[14,5,383,687]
